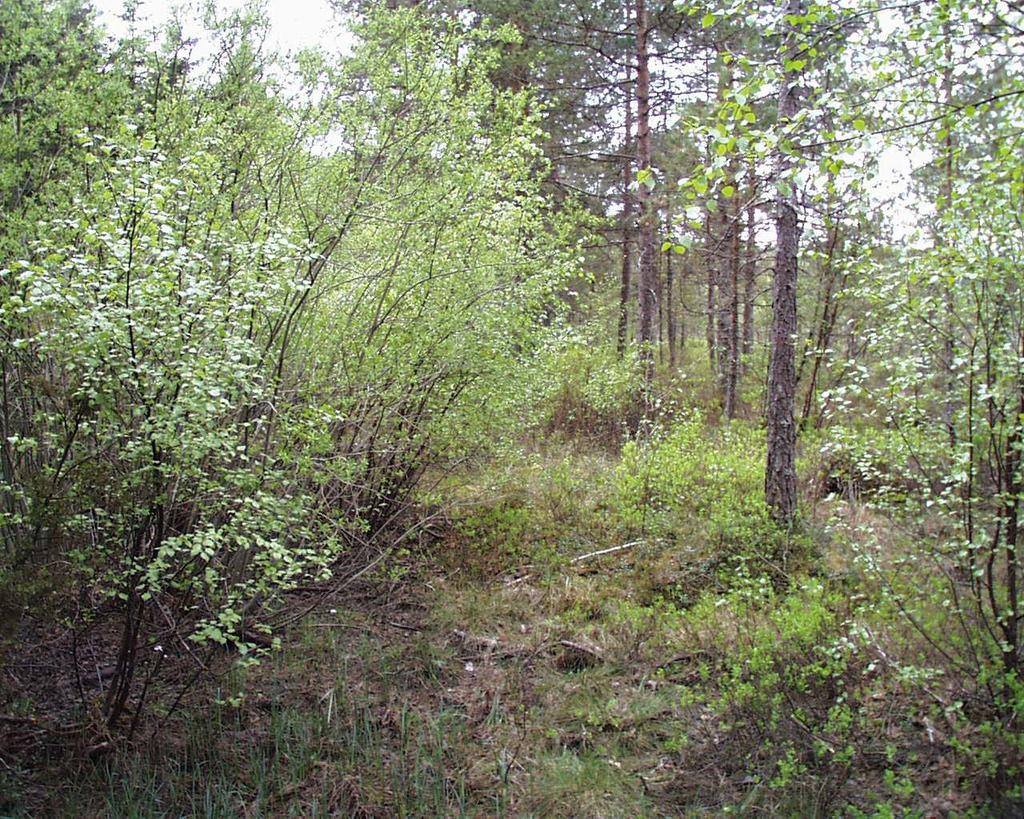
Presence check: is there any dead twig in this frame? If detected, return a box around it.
[386,620,421,632]
[570,540,645,564]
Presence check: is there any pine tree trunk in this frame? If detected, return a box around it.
[666,211,677,369]
[706,224,717,372]
[765,0,804,526]
[741,184,757,362]
[724,186,741,419]
[714,58,741,418]
[635,0,657,387]
[658,249,666,364]
[678,258,687,353]
[715,203,731,389]
[617,67,634,357]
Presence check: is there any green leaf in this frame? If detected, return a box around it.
[722,185,736,198]
[852,118,867,132]
[702,12,716,28]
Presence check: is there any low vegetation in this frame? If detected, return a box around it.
[2,0,1023,815]
[4,382,1022,814]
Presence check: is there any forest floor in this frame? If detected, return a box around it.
[3,444,1016,816]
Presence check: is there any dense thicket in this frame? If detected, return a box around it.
[2,0,1024,813]
[1,3,578,729]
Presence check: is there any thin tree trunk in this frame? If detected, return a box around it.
[708,243,716,368]
[998,327,1023,675]
[666,211,677,369]
[799,218,841,427]
[715,202,731,388]
[765,0,804,526]
[635,0,657,388]
[724,183,741,419]
[714,57,739,415]
[741,183,757,363]
[658,248,666,364]
[617,66,634,357]
[706,230,717,371]
[940,16,956,448]
[678,258,687,353]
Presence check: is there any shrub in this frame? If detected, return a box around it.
[0,124,339,729]
[612,414,785,561]
[536,338,643,443]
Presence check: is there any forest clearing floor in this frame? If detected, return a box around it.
[5,444,1019,817]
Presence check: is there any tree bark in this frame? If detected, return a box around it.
[713,57,741,418]
[706,213,717,370]
[715,203,731,387]
[617,65,634,357]
[741,181,757,363]
[765,0,804,526]
[798,214,842,427]
[724,183,741,419]
[678,257,687,353]
[940,15,956,449]
[658,248,666,364]
[666,211,677,369]
[635,0,657,388]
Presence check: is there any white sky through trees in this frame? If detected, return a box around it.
[92,0,343,55]
[89,0,927,241]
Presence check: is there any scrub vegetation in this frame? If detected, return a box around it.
[1,0,1022,815]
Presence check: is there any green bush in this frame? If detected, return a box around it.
[535,338,643,442]
[613,414,782,556]
[0,9,580,732]
[815,425,928,504]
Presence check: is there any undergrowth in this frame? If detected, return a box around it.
[6,415,1021,816]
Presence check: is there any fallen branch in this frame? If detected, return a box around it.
[387,620,421,632]
[242,630,273,649]
[570,540,644,564]
[0,715,38,724]
[310,622,366,630]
